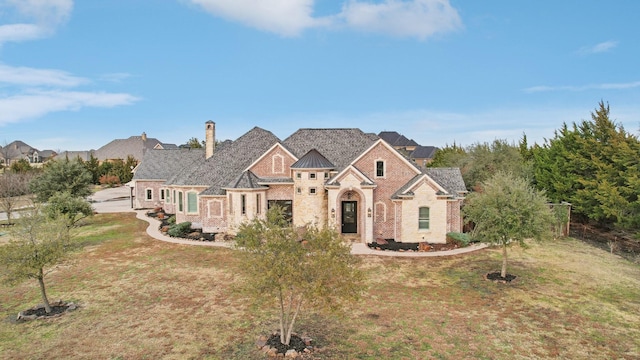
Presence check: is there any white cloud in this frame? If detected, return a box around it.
[188,0,321,37]
[523,81,640,93]
[578,40,619,55]
[99,72,133,83]
[339,0,462,39]
[0,0,73,45]
[0,63,87,87]
[0,90,139,126]
[187,0,462,39]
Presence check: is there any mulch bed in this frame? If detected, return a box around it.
[265,333,308,354]
[368,238,465,252]
[146,209,216,242]
[16,301,78,322]
[484,272,517,283]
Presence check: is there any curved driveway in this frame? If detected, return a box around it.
[91,186,487,256]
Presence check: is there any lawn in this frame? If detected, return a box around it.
[1,213,639,359]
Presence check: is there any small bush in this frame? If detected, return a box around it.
[167,221,191,238]
[167,215,176,225]
[446,232,471,247]
[99,175,121,187]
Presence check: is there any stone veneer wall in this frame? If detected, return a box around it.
[293,170,328,228]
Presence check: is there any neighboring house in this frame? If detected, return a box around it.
[0,141,57,166]
[56,150,96,162]
[94,132,177,163]
[410,145,438,167]
[132,122,467,244]
[378,131,439,167]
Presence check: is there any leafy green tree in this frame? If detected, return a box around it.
[428,143,466,168]
[184,137,205,148]
[30,159,92,202]
[430,140,531,191]
[9,159,32,173]
[0,210,72,313]
[463,172,553,278]
[45,191,93,227]
[235,207,365,346]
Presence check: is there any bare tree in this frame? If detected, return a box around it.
[0,172,33,224]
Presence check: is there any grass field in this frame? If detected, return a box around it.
[1,213,639,359]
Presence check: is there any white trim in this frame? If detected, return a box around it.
[327,165,377,188]
[351,139,421,176]
[272,153,285,174]
[244,143,298,172]
[403,174,448,196]
[186,191,199,214]
[207,199,224,218]
[374,159,385,178]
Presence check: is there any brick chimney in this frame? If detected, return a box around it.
[141,132,147,142]
[205,121,215,159]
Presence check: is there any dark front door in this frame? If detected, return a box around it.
[341,201,357,234]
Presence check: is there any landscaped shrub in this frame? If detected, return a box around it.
[446,232,471,246]
[99,175,120,187]
[167,221,191,238]
[167,215,176,225]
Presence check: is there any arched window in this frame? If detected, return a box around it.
[375,202,386,223]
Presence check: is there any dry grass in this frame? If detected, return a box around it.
[1,213,639,359]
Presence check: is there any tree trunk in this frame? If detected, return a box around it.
[279,288,286,344]
[284,296,303,346]
[37,268,52,313]
[501,244,508,278]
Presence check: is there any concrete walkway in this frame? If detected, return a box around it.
[92,186,488,257]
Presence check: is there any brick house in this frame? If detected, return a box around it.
[132,122,467,243]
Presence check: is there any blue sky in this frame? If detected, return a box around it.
[1,0,639,151]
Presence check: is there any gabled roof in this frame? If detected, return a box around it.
[410,145,438,159]
[283,129,376,173]
[227,170,268,190]
[291,149,335,169]
[392,168,466,199]
[94,134,167,161]
[326,165,376,187]
[133,149,205,180]
[378,131,419,147]
[1,140,37,159]
[168,127,281,196]
[424,168,467,194]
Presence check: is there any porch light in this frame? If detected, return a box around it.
[331,208,335,218]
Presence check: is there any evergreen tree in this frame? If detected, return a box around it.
[532,102,640,230]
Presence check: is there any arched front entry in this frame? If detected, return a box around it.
[327,184,375,244]
[336,189,364,241]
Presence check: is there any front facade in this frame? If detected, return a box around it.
[0,141,57,166]
[132,122,466,244]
